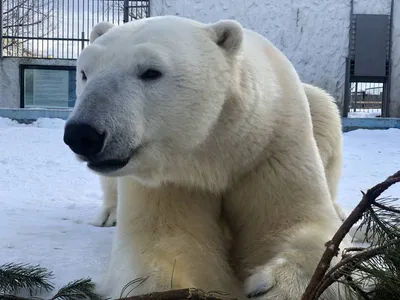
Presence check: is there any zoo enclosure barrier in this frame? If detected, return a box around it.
[0,0,150,59]
[343,0,394,118]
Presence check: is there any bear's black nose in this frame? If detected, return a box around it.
[63,123,105,157]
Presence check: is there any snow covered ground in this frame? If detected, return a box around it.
[348,109,381,118]
[1,117,400,295]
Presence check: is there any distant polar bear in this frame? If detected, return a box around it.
[63,16,351,300]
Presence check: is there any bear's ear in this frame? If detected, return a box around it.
[90,21,115,43]
[206,20,243,55]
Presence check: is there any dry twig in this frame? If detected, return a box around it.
[300,170,400,300]
[313,239,400,299]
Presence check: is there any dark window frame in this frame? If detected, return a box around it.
[19,64,76,108]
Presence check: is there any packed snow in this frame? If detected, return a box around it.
[348,109,382,118]
[1,117,400,295]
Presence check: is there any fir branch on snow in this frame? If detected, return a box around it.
[0,295,42,300]
[0,295,48,300]
[0,263,54,296]
[357,196,400,245]
[313,239,400,299]
[50,278,105,300]
[119,277,148,299]
[0,263,106,300]
[301,170,400,300]
[338,194,400,300]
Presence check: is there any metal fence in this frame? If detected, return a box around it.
[342,1,393,118]
[347,82,384,118]
[0,0,150,59]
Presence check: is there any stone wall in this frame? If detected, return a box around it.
[150,0,350,108]
[150,0,399,116]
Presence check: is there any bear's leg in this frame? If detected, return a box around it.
[224,146,353,300]
[243,226,350,300]
[104,177,242,299]
[90,176,118,227]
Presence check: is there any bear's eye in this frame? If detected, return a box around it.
[139,69,163,81]
[81,70,87,81]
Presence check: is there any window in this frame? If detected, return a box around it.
[20,65,77,108]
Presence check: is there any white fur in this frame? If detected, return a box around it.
[93,84,347,228]
[303,83,347,221]
[90,176,118,227]
[65,16,354,299]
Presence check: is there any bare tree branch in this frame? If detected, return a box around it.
[2,0,56,56]
[3,20,43,28]
[313,239,400,299]
[300,170,400,300]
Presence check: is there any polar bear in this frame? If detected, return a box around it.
[90,83,347,228]
[63,16,351,299]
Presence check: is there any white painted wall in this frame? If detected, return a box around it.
[150,0,400,117]
[150,0,351,108]
[353,0,391,14]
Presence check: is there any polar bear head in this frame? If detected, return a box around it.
[63,16,243,186]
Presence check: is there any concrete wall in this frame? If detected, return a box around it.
[353,0,391,14]
[0,58,76,108]
[150,0,399,116]
[150,0,351,107]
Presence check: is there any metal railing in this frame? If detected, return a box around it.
[347,82,384,118]
[1,0,150,59]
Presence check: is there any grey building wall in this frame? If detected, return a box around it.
[150,0,351,108]
[0,58,76,108]
[353,0,391,14]
[0,0,399,117]
[150,0,399,116]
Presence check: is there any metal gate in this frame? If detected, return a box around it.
[0,0,150,59]
[343,0,394,118]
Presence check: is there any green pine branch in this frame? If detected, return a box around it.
[0,263,106,300]
[0,263,54,296]
[334,196,400,299]
[50,278,106,300]
[118,277,148,299]
[301,170,400,300]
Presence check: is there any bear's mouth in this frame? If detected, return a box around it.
[87,156,131,173]
[85,145,142,173]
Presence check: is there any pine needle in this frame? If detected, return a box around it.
[338,195,400,300]
[119,277,148,299]
[50,278,105,300]
[0,295,43,300]
[0,263,54,296]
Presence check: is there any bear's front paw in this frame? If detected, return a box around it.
[90,205,117,227]
[245,257,309,300]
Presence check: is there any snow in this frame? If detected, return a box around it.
[1,117,400,295]
[348,109,381,118]
[0,117,113,293]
